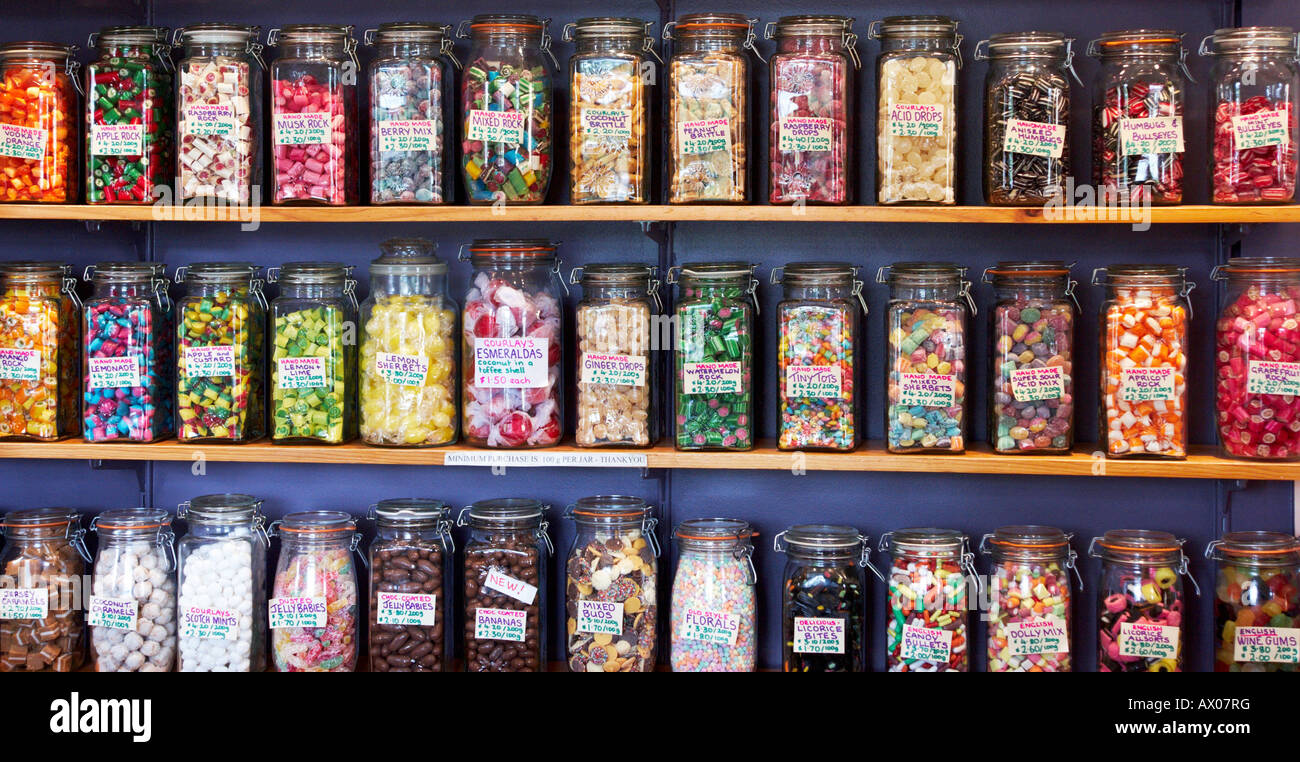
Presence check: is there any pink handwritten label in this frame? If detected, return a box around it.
[899,372,955,407]
[682,608,740,646]
[475,607,526,642]
[1003,118,1066,158]
[682,361,742,395]
[0,588,48,620]
[580,108,633,141]
[1118,622,1179,659]
[0,348,41,381]
[179,605,239,640]
[580,352,646,387]
[1006,617,1070,655]
[273,112,330,145]
[1120,116,1184,156]
[268,596,327,628]
[678,118,731,155]
[778,116,832,152]
[1246,360,1300,396]
[185,103,237,137]
[184,345,236,378]
[376,352,429,387]
[484,568,538,605]
[1010,365,1065,402]
[474,337,549,388]
[88,356,142,389]
[793,616,844,654]
[1234,626,1300,663]
[1120,366,1176,402]
[888,104,945,137]
[1232,108,1290,150]
[276,355,327,389]
[87,596,138,630]
[899,623,953,662]
[0,123,47,160]
[91,123,145,156]
[785,365,843,398]
[377,119,439,152]
[467,109,525,144]
[576,600,623,635]
[376,592,437,627]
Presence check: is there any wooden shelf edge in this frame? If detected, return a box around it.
[0,439,1292,480]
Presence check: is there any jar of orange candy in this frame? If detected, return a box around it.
[0,42,79,203]
[1094,264,1194,459]
[0,262,80,440]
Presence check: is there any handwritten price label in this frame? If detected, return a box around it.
[1118,622,1180,659]
[484,568,538,605]
[1120,367,1176,402]
[87,596,138,631]
[888,103,945,137]
[1246,360,1300,396]
[778,117,832,152]
[785,365,843,398]
[475,607,526,642]
[273,112,331,145]
[580,108,633,141]
[899,372,955,407]
[88,356,142,389]
[681,608,740,646]
[276,356,328,389]
[1234,626,1300,663]
[184,345,236,378]
[1232,108,1290,150]
[268,597,327,629]
[0,348,41,381]
[1010,365,1065,402]
[0,123,47,160]
[376,119,439,152]
[576,600,624,635]
[91,124,145,156]
[375,352,430,387]
[185,103,237,137]
[1006,617,1070,656]
[899,623,954,662]
[678,118,731,155]
[376,592,437,627]
[793,616,845,654]
[1003,118,1066,158]
[474,337,549,388]
[580,352,646,387]
[179,606,239,640]
[467,109,525,144]
[1120,116,1184,156]
[682,361,742,395]
[0,589,48,620]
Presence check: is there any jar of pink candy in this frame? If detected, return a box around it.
[1200,27,1299,204]
[268,24,359,205]
[461,240,564,448]
[1212,257,1300,460]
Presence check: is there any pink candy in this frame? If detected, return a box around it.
[271,74,356,204]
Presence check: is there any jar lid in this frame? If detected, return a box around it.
[1,507,79,530]
[187,493,261,514]
[1093,263,1187,286]
[870,15,959,38]
[779,523,863,551]
[569,495,651,522]
[1214,257,1300,276]
[781,261,855,284]
[985,524,1069,550]
[673,12,751,31]
[678,261,755,280]
[1094,529,1181,555]
[179,261,257,283]
[88,261,156,281]
[980,31,1068,57]
[371,22,451,43]
[887,527,965,552]
[468,14,545,32]
[770,15,853,37]
[1090,29,1183,57]
[0,41,77,61]
[985,260,1074,283]
[568,17,648,38]
[95,25,169,47]
[674,517,755,542]
[463,497,546,522]
[279,510,356,534]
[373,498,450,526]
[176,24,260,45]
[371,237,446,276]
[467,239,558,259]
[1204,26,1297,54]
[275,24,353,43]
[1207,531,1300,563]
[276,261,349,284]
[0,261,68,278]
[882,261,965,284]
[575,263,654,286]
[93,508,173,532]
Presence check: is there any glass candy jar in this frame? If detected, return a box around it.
[0,508,89,672]
[268,511,362,672]
[1206,531,1300,671]
[980,525,1078,672]
[0,261,79,440]
[0,42,79,203]
[670,518,757,672]
[775,524,873,672]
[881,528,975,672]
[367,498,453,673]
[88,509,177,672]
[1090,529,1197,672]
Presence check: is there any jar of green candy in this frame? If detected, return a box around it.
[268,262,358,444]
[175,262,266,442]
[669,262,757,451]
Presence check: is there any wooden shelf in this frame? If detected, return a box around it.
[0,439,1292,479]
[1,203,1298,224]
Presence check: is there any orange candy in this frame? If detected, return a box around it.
[0,51,77,203]
[0,266,79,440]
[1102,285,1188,458]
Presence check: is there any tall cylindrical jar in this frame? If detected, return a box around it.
[880,262,972,453]
[977,32,1077,205]
[268,24,359,205]
[458,14,556,204]
[174,262,266,442]
[1201,27,1299,204]
[767,15,858,205]
[458,498,552,672]
[985,261,1077,454]
[980,525,1077,672]
[870,15,960,205]
[670,518,757,672]
[1212,257,1300,460]
[268,261,357,444]
[563,495,658,672]
[175,493,268,672]
[0,508,89,672]
[665,13,757,204]
[1088,30,1190,205]
[0,261,80,440]
[572,263,657,447]
[367,498,452,673]
[1094,264,1193,459]
[565,17,654,204]
[0,42,79,203]
[367,23,458,205]
[461,240,563,448]
[671,261,757,451]
[775,524,871,672]
[1090,529,1196,672]
[881,528,974,672]
[268,510,361,672]
[1206,531,1300,672]
[88,509,177,672]
[174,24,263,205]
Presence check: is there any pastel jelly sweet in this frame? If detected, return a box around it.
[983,526,1075,672]
[670,519,757,672]
[1208,531,1300,672]
[270,511,360,673]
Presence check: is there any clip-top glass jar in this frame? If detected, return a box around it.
[880,527,975,672]
[665,13,759,204]
[88,508,177,672]
[565,17,656,204]
[775,524,873,672]
[572,263,658,448]
[563,495,659,672]
[174,24,263,205]
[176,493,267,672]
[1201,27,1299,204]
[458,14,556,204]
[773,262,865,451]
[1206,531,1300,672]
[268,24,359,205]
[984,261,1077,454]
[976,32,1079,205]
[0,508,89,672]
[671,518,757,672]
[268,510,361,672]
[980,525,1078,672]
[1094,264,1193,459]
[360,238,457,448]
[0,261,80,441]
[880,262,973,453]
[458,498,553,672]
[870,15,960,205]
[1090,529,1197,672]
[1213,257,1300,460]
[85,26,173,205]
[0,42,79,203]
[268,261,357,444]
[366,22,458,205]
[461,240,564,448]
[670,261,758,451]
[175,262,266,442]
[367,498,453,673]
[1088,30,1191,205]
[767,15,858,205]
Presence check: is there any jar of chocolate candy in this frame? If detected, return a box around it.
[1090,529,1198,672]
[88,509,178,672]
[869,15,961,205]
[367,498,452,672]
[458,498,553,672]
[879,262,973,453]
[0,261,80,441]
[670,518,757,672]
[984,261,1077,454]
[775,524,874,672]
[980,525,1079,672]
[0,508,90,672]
[268,510,362,672]
[766,15,858,205]
[1088,30,1192,205]
[563,495,659,672]
[1200,27,1299,204]
[880,527,975,672]
[976,31,1079,205]
[1206,531,1300,671]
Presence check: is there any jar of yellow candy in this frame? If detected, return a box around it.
[359,238,457,446]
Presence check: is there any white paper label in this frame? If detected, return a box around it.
[378,93,407,110]
[899,623,954,662]
[1232,108,1290,150]
[276,355,328,389]
[184,344,236,378]
[184,103,237,137]
[376,352,429,387]
[580,108,633,141]
[778,116,832,152]
[376,592,437,627]
[678,118,731,155]
[682,361,742,395]
[473,337,549,388]
[88,356,141,389]
[1120,366,1176,402]
[484,568,538,605]
[1120,116,1185,156]
[1118,622,1180,659]
[467,109,525,144]
[1006,617,1070,655]
[1234,626,1300,663]
[576,600,623,635]
[443,451,648,468]
[179,605,240,640]
[681,608,740,646]
[785,365,843,398]
[888,103,945,137]
[898,372,956,407]
[1010,365,1065,402]
[376,119,439,152]
[0,588,48,620]
[0,123,47,160]
[793,616,845,654]
[90,124,144,156]
[0,348,41,381]
[475,607,526,642]
[1003,118,1066,158]
[273,112,331,145]
[87,596,138,630]
[580,352,646,387]
[1246,360,1300,396]
[268,596,327,629]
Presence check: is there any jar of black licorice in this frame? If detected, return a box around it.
[774,524,876,672]
[977,32,1079,205]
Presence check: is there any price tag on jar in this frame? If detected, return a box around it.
[1232,109,1290,150]
[0,348,41,381]
[179,606,240,640]
[1246,360,1300,396]
[1120,367,1176,402]
[1006,618,1069,655]
[575,600,623,635]
[681,608,740,646]
[1234,626,1300,663]
[268,597,327,629]
[0,124,47,161]
[483,568,538,605]
[792,616,844,654]
[1119,116,1184,156]
[899,623,953,662]
[475,607,526,642]
[1010,366,1065,402]
[0,588,48,620]
[1117,622,1179,659]
[87,596,138,630]
[898,372,955,407]
[376,592,437,627]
